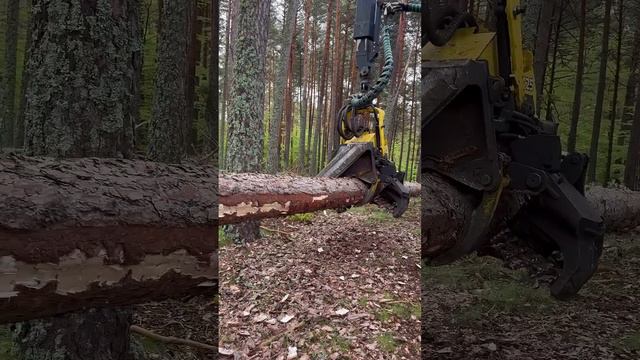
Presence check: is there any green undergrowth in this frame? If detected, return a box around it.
[0,326,15,360]
[287,212,314,223]
[617,331,640,352]
[375,294,421,323]
[376,332,398,353]
[218,228,232,248]
[425,256,554,323]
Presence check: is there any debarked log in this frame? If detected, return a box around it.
[218,173,422,225]
[0,155,217,324]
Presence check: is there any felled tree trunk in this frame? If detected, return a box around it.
[1,156,419,323]
[219,173,422,225]
[422,172,640,260]
[0,156,216,324]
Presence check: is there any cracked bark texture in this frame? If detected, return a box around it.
[422,173,640,262]
[23,0,141,158]
[1,0,19,147]
[12,308,134,360]
[0,156,216,324]
[148,0,192,163]
[224,0,271,243]
[13,1,146,358]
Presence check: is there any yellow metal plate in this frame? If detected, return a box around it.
[422,28,497,61]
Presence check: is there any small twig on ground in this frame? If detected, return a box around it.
[260,226,291,236]
[130,325,216,351]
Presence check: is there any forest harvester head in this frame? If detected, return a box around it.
[318,0,421,218]
[421,0,605,298]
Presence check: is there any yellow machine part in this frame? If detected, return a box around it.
[344,107,389,157]
[421,0,536,110]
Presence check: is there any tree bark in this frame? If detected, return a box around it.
[298,0,313,172]
[327,1,343,158]
[533,0,556,114]
[12,308,134,360]
[219,172,421,225]
[310,0,335,174]
[183,0,198,154]
[567,0,587,153]
[624,83,640,190]
[267,0,298,173]
[17,1,144,357]
[220,0,239,169]
[205,0,219,159]
[605,0,625,183]
[617,19,640,146]
[224,0,271,243]
[14,1,32,149]
[0,156,216,325]
[587,0,613,183]
[1,0,20,148]
[23,0,138,158]
[422,172,640,259]
[386,11,407,147]
[148,0,193,162]
[545,2,564,122]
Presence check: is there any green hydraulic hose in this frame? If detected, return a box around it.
[350,2,421,108]
[350,24,394,108]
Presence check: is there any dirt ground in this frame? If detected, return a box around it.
[423,231,640,360]
[218,202,422,359]
[0,298,218,360]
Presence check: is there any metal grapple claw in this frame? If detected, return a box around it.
[510,173,605,299]
[318,143,410,217]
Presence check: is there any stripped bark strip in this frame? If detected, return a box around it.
[0,155,216,324]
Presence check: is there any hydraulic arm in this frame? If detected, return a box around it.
[319,0,421,218]
[421,0,604,298]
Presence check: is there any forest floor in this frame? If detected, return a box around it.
[0,298,218,360]
[0,297,218,360]
[423,231,640,360]
[218,202,422,359]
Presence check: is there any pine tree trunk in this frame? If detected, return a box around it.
[16,0,143,357]
[24,0,138,158]
[224,0,271,243]
[298,0,312,172]
[183,0,198,154]
[220,0,239,169]
[545,2,564,122]
[14,4,33,149]
[283,24,297,168]
[533,0,556,113]
[1,0,20,148]
[267,0,298,173]
[587,0,613,183]
[206,0,219,158]
[624,86,640,190]
[148,0,193,162]
[306,32,317,171]
[311,0,334,174]
[13,309,134,360]
[386,12,407,147]
[617,24,640,146]
[398,100,406,171]
[567,0,587,153]
[605,0,625,183]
